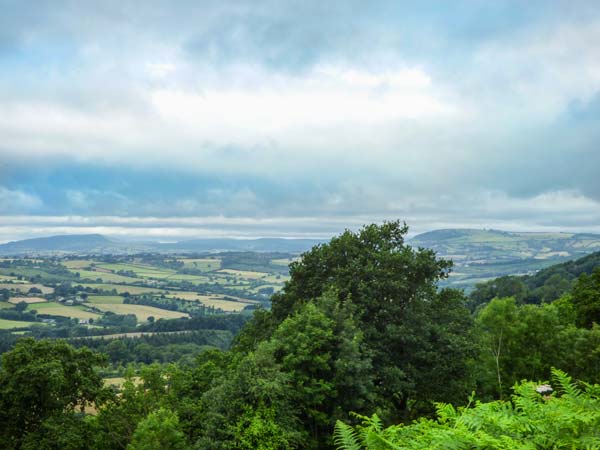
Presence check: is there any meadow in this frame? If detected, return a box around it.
[27,303,101,321]
[0,318,44,329]
[90,303,189,321]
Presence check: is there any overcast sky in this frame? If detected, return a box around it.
[1,0,600,242]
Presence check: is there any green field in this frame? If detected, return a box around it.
[76,283,165,295]
[95,263,177,279]
[0,274,17,281]
[70,269,140,283]
[165,292,257,311]
[63,260,95,269]
[0,318,43,329]
[0,255,290,328]
[86,295,124,304]
[180,258,222,271]
[9,297,47,304]
[90,303,189,321]
[0,283,54,294]
[270,257,297,266]
[27,303,101,320]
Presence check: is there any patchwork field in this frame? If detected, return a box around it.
[195,298,254,312]
[164,292,257,311]
[90,303,189,321]
[95,263,177,279]
[217,269,288,284]
[28,303,101,320]
[9,297,47,304]
[86,295,124,304]
[271,257,298,266]
[0,254,291,330]
[70,269,140,283]
[180,258,222,270]
[0,274,17,281]
[0,283,54,294]
[0,318,43,329]
[63,260,95,269]
[76,283,166,295]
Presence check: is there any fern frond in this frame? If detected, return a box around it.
[363,430,403,450]
[334,420,362,450]
[552,368,582,398]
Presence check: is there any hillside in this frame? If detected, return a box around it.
[0,235,326,256]
[0,234,122,255]
[469,250,600,306]
[410,229,600,291]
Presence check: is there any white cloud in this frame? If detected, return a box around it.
[0,188,42,213]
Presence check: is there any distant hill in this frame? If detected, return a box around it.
[0,234,121,255]
[0,234,325,256]
[160,238,325,253]
[409,229,600,291]
[469,250,600,307]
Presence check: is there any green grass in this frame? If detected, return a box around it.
[9,297,47,304]
[62,260,94,269]
[95,263,176,279]
[90,303,189,321]
[180,258,222,271]
[270,257,297,267]
[70,269,140,283]
[75,283,165,295]
[0,283,54,294]
[0,318,42,329]
[27,303,101,320]
[86,295,124,304]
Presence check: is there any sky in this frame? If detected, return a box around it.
[1,0,600,242]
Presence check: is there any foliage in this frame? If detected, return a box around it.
[571,268,600,328]
[127,408,189,450]
[266,221,476,420]
[335,369,600,449]
[0,338,109,449]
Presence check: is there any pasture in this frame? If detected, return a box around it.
[95,263,177,279]
[0,283,54,294]
[0,318,42,329]
[63,260,95,269]
[180,258,222,271]
[70,269,140,283]
[164,292,257,312]
[28,303,101,321]
[9,297,47,304]
[90,303,189,321]
[270,257,297,266]
[86,295,124,304]
[76,283,165,295]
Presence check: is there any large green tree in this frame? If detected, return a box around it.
[0,338,108,450]
[239,221,476,421]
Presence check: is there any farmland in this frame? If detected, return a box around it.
[0,283,54,294]
[28,303,101,321]
[90,303,188,321]
[9,297,46,304]
[0,252,291,333]
[0,318,44,329]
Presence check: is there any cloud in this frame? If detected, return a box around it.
[0,187,42,213]
[1,1,600,239]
